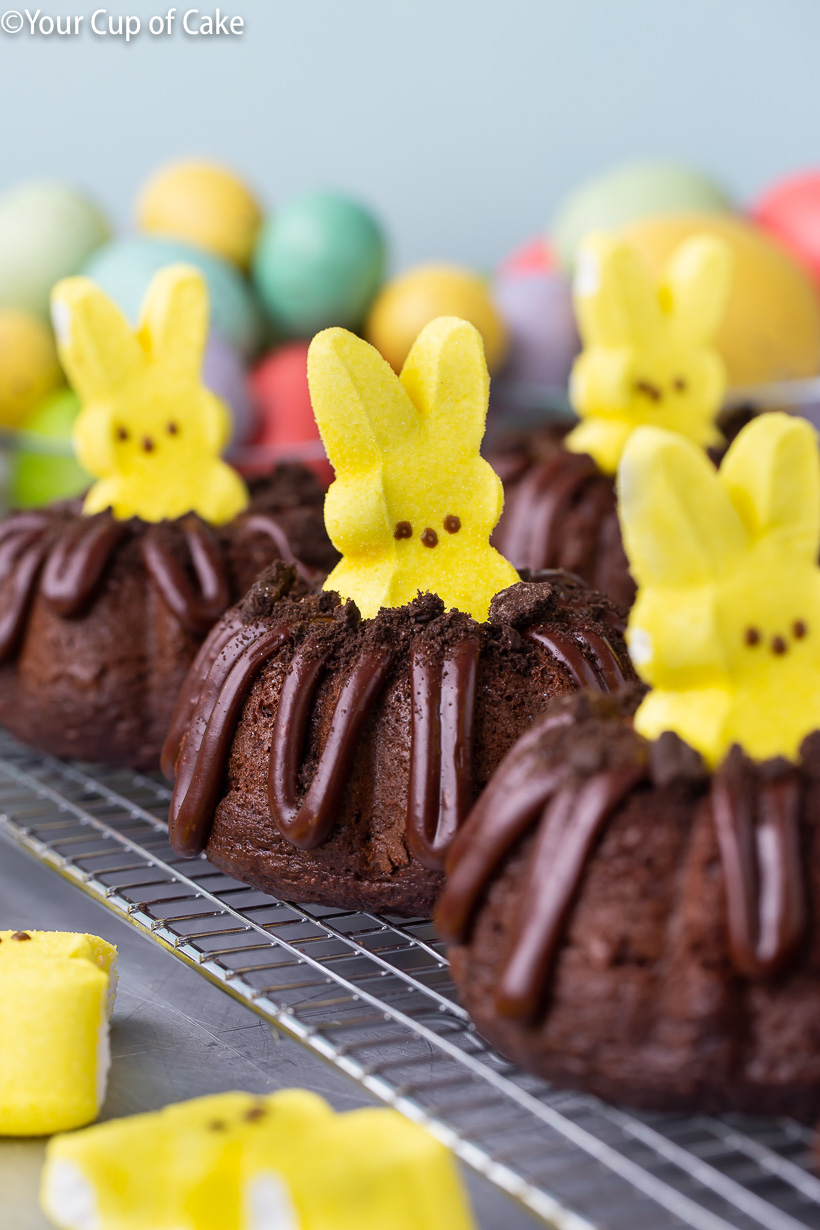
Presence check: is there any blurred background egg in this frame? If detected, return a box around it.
[202,331,257,447]
[252,191,386,336]
[248,341,331,485]
[753,171,820,289]
[551,161,732,271]
[619,212,820,386]
[498,236,555,276]
[365,263,508,374]
[0,310,64,427]
[0,181,110,319]
[83,235,264,357]
[9,388,90,508]
[137,160,263,270]
[492,265,579,391]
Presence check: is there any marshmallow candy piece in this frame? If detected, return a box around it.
[41,1089,475,1230]
[0,930,117,1136]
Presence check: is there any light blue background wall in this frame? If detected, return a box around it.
[0,0,818,270]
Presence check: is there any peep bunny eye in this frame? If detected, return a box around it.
[115,426,129,442]
[794,620,808,639]
[394,521,412,540]
[673,377,688,393]
[444,515,461,534]
[634,379,663,402]
[167,421,179,435]
[744,627,760,647]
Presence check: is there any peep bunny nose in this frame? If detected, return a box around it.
[142,436,155,453]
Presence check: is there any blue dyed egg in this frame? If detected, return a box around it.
[252,192,386,335]
[83,235,264,357]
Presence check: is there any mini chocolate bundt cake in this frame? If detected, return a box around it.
[0,464,338,770]
[439,688,820,1118]
[163,565,634,917]
[490,426,635,608]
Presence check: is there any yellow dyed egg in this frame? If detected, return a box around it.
[619,213,820,386]
[137,160,263,270]
[0,310,64,427]
[366,264,508,374]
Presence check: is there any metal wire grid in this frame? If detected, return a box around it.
[0,732,818,1230]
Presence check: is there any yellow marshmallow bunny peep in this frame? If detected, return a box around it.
[307,316,519,621]
[567,232,732,475]
[51,264,249,524]
[618,412,820,767]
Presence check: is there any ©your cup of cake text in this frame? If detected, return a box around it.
[0,7,244,38]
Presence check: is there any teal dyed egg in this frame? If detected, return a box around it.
[551,161,732,270]
[253,192,386,335]
[0,182,110,319]
[83,235,264,357]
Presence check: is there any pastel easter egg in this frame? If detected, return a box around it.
[249,341,332,484]
[252,192,386,336]
[0,182,110,319]
[0,310,64,427]
[498,236,555,276]
[365,264,508,374]
[619,212,820,386]
[137,160,263,270]
[754,172,820,286]
[203,331,257,445]
[552,161,732,270]
[83,235,264,357]
[492,268,580,389]
[10,389,90,508]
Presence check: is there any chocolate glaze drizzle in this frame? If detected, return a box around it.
[407,638,480,870]
[495,451,602,573]
[169,621,292,857]
[710,754,806,979]
[0,505,310,661]
[439,708,810,1027]
[268,643,395,849]
[166,577,629,868]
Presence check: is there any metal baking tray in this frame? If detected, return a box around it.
[0,729,818,1230]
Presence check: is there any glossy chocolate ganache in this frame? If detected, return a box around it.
[439,687,820,1117]
[0,465,338,770]
[489,427,635,609]
[163,564,634,917]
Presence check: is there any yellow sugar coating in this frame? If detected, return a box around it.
[567,231,732,475]
[51,264,249,524]
[41,1089,475,1230]
[307,316,519,622]
[0,931,117,1136]
[618,413,820,767]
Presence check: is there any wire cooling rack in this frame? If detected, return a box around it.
[0,731,819,1230]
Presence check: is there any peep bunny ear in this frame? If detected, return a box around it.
[399,317,489,452]
[618,426,746,588]
[661,235,732,344]
[573,233,661,349]
[719,412,820,560]
[51,277,143,404]
[307,328,417,477]
[138,264,209,381]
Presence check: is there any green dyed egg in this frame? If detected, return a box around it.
[10,389,90,508]
[0,182,110,319]
[253,192,386,335]
[551,161,732,270]
[83,235,265,358]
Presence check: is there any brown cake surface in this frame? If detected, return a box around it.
[164,565,633,917]
[0,464,338,770]
[439,688,820,1118]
